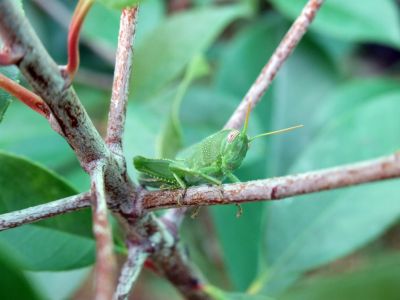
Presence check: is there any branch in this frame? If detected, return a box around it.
[91,163,117,300]
[225,0,324,129]
[106,7,139,155]
[114,242,148,300]
[0,192,91,231]
[142,153,400,210]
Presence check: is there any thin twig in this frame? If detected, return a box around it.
[106,7,139,155]
[225,0,324,129]
[142,152,400,210]
[91,163,117,300]
[114,242,148,300]
[0,192,91,231]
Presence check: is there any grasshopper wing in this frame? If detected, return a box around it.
[133,156,178,188]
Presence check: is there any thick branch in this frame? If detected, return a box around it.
[225,0,324,129]
[91,164,117,300]
[0,192,91,231]
[142,153,400,210]
[114,242,148,300]
[106,7,139,155]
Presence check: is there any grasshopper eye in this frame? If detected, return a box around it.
[227,130,240,143]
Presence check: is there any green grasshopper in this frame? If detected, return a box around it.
[133,107,302,194]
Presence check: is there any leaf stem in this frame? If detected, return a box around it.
[64,0,94,81]
[0,72,51,118]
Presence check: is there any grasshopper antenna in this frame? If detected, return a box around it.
[242,101,252,136]
[249,124,304,142]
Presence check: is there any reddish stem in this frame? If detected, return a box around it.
[0,72,50,118]
[65,0,94,80]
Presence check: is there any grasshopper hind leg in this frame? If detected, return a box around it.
[172,172,187,206]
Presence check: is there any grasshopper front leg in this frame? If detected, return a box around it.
[170,164,222,217]
[169,164,222,186]
[225,171,243,218]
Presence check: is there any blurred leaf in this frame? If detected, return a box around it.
[0,151,94,270]
[0,102,76,170]
[131,4,250,101]
[84,0,165,50]
[269,0,400,48]
[255,92,400,294]
[157,54,210,158]
[215,15,283,98]
[267,36,338,176]
[97,0,142,10]
[311,78,400,130]
[0,66,19,124]
[83,3,121,49]
[279,253,400,300]
[124,88,176,180]
[26,267,91,300]
[205,284,272,300]
[0,96,11,124]
[0,246,43,300]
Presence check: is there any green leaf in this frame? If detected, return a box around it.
[97,0,141,10]
[269,0,400,48]
[131,4,250,101]
[0,151,94,270]
[205,284,273,300]
[0,66,19,124]
[254,92,400,294]
[0,245,43,300]
[0,102,77,170]
[280,253,400,300]
[157,54,210,158]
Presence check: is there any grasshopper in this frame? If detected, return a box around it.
[133,106,302,204]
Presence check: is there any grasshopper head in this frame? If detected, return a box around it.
[222,129,249,171]
[222,104,251,171]
[222,102,303,172]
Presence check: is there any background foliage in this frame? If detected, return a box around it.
[1,0,400,299]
